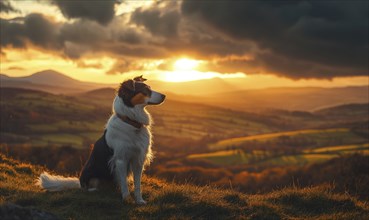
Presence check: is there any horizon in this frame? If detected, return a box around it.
[2,69,369,93]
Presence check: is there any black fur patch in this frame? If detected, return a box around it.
[79,131,114,189]
[117,78,152,107]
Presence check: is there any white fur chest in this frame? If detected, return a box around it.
[105,96,153,166]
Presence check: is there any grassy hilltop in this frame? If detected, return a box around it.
[1,154,369,220]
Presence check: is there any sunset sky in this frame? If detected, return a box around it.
[1,0,368,87]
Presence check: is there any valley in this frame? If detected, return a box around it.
[1,74,368,199]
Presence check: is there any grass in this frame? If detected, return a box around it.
[1,154,369,219]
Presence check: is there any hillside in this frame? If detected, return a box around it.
[1,87,303,150]
[1,154,368,219]
[202,86,369,111]
[3,87,366,152]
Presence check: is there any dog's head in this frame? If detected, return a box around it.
[117,76,166,107]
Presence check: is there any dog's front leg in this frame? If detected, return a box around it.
[131,160,146,205]
[115,159,130,201]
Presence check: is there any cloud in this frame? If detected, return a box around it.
[1,1,367,79]
[130,2,180,38]
[51,0,117,25]
[7,66,25,71]
[181,0,369,78]
[0,14,62,50]
[0,13,159,59]
[0,0,18,13]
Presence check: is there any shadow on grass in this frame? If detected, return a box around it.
[271,190,361,217]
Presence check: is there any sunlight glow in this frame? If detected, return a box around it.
[161,70,246,82]
[174,58,200,71]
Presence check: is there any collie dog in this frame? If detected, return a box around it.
[37,76,165,205]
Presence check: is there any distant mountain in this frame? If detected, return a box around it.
[17,69,84,86]
[0,70,111,94]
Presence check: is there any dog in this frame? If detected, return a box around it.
[37,76,165,205]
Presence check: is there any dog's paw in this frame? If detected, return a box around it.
[135,198,147,205]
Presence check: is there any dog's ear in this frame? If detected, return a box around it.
[121,79,135,91]
[133,75,147,82]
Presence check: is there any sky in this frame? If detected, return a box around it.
[0,0,368,87]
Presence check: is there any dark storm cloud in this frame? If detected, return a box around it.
[0,0,18,13]
[0,14,62,50]
[130,4,180,38]
[51,0,117,25]
[129,1,255,60]
[181,0,369,78]
[0,12,158,59]
[1,18,27,48]
[102,43,169,59]
[60,19,109,44]
[24,13,62,49]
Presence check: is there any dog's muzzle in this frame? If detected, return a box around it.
[148,91,166,105]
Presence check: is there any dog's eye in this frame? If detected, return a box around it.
[142,88,152,96]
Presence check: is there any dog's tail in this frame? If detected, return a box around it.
[37,172,80,191]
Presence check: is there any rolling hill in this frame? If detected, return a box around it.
[2,70,368,111]
[208,128,368,151]
[0,87,292,150]
[1,154,368,219]
[200,86,369,111]
[1,87,367,151]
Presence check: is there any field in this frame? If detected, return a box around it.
[188,144,369,166]
[209,128,368,150]
[189,128,369,167]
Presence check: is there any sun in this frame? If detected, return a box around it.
[160,57,243,82]
[173,58,199,71]
[160,58,208,82]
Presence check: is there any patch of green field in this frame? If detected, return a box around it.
[188,150,250,165]
[26,124,58,133]
[189,142,369,167]
[35,134,84,148]
[187,150,273,165]
[256,154,338,166]
[0,133,31,144]
[307,143,369,153]
[80,132,104,140]
[209,128,367,150]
